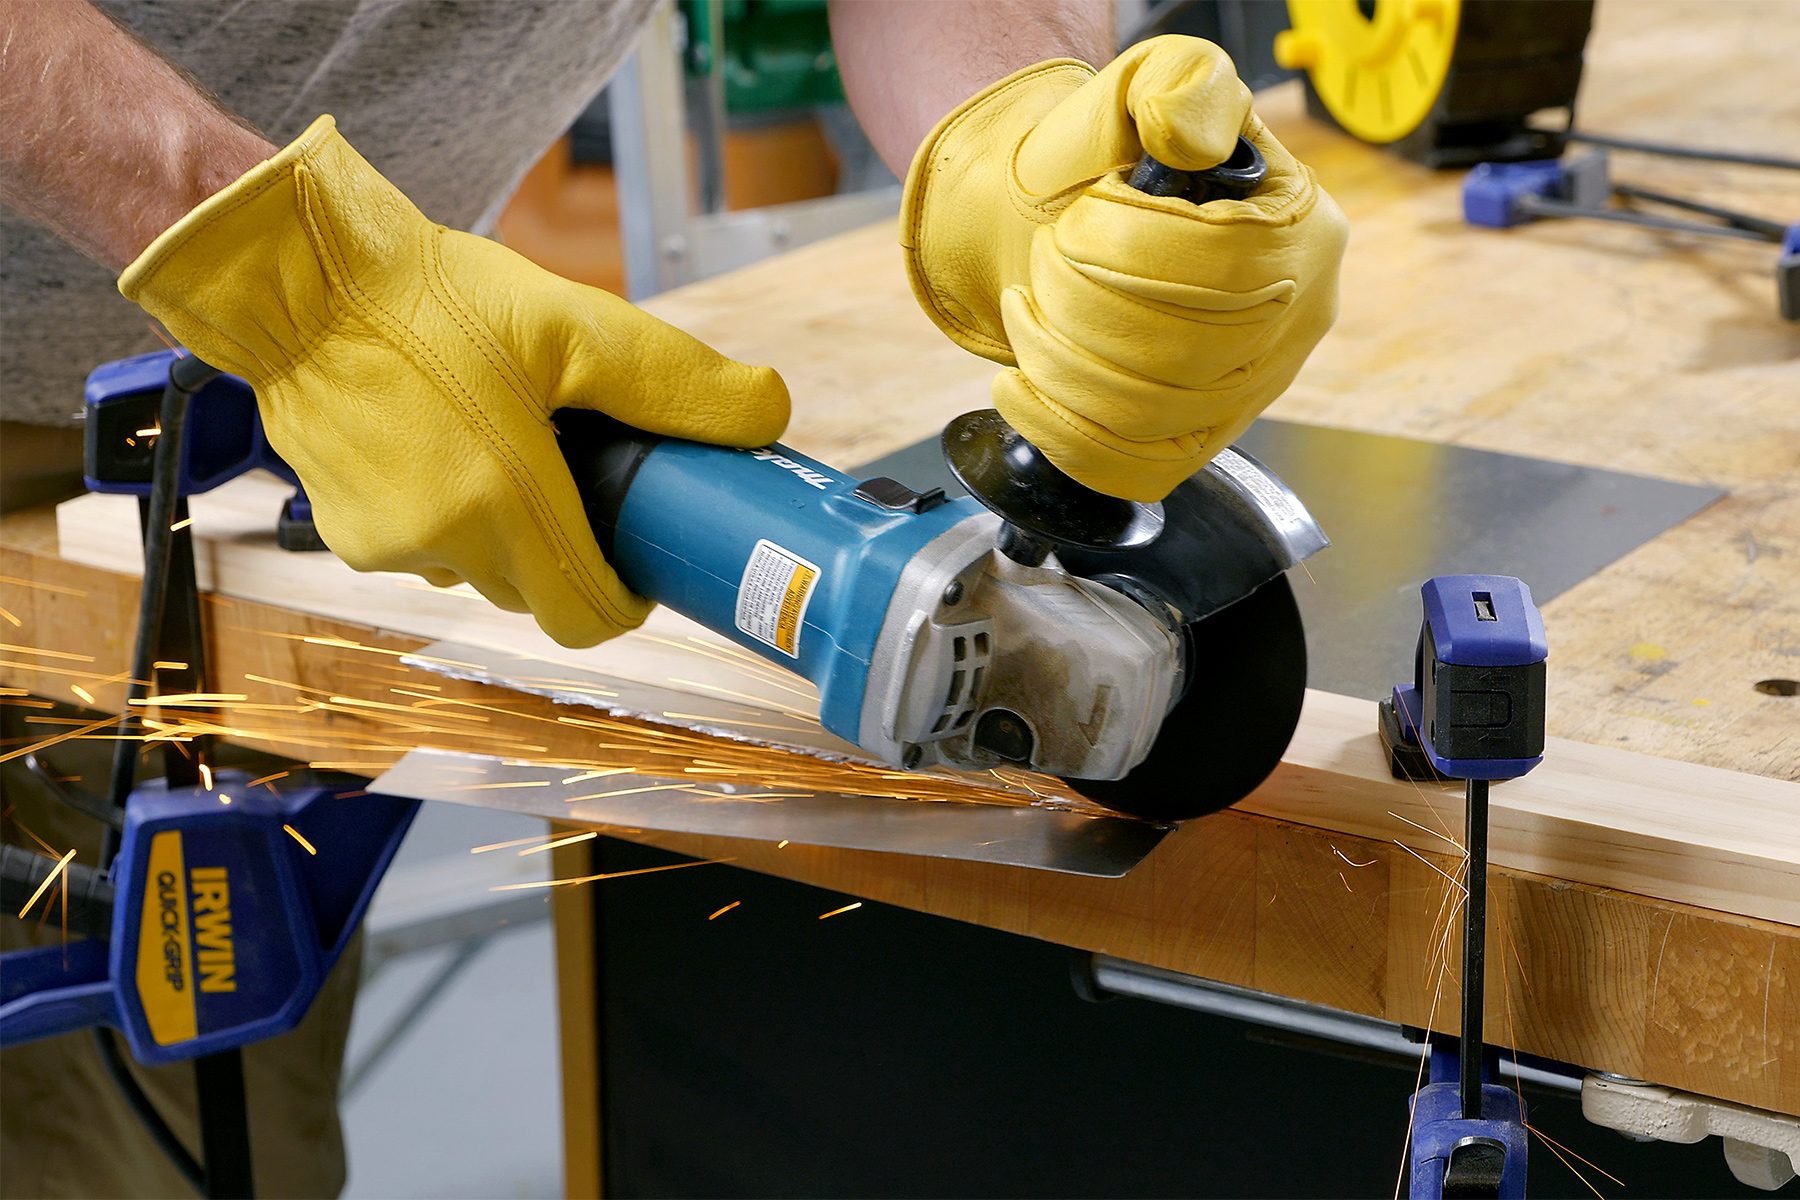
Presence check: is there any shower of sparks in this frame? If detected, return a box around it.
[16,849,77,919]
[283,824,317,855]
[817,901,862,920]
[1392,840,1468,893]
[708,901,741,920]
[1386,809,1463,852]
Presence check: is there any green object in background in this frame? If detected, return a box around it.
[682,0,845,115]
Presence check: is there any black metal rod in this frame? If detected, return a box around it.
[1516,194,1773,244]
[1611,182,1788,241]
[95,1029,206,1193]
[1564,128,1800,171]
[102,384,194,849]
[160,496,208,789]
[195,1050,255,1198]
[101,355,220,860]
[1461,776,1490,1120]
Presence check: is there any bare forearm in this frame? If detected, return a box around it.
[831,0,1113,176]
[0,0,273,270]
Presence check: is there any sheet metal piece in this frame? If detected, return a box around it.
[372,749,1167,878]
[860,420,1724,698]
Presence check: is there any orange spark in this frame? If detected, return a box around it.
[17,849,76,919]
[127,692,248,706]
[283,824,317,855]
[818,902,862,920]
[70,685,95,706]
[519,830,597,856]
[470,833,562,855]
[2,644,97,663]
[488,856,734,892]
[0,575,88,597]
[708,901,741,920]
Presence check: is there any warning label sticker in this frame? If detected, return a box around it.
[735,540,820,658]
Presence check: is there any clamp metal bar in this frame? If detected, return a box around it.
[1516,194,1774,244]
[1085,956,1583,1096]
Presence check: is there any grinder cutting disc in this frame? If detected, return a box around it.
[1062,574,1307,823]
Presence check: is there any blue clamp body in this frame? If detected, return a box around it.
[0,772,416,1064]
[83,350,327,550]
[1409,1043,1528,1199]
[1381,575,1547,781]
[83,350,290,496]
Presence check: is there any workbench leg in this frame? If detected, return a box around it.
[553,828,603,1199]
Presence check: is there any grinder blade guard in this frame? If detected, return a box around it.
[942,410,1326,822]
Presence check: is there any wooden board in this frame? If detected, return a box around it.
[45,466,1800,921]
[4,538,1797,1117]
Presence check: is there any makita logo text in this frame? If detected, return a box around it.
[190,867,236,993]
[747,448,832,490]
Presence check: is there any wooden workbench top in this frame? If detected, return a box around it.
[3,0,1796,1125]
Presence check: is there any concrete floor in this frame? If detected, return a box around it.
[340,802,563,1199]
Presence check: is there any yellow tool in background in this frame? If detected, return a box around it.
[1274,0,1461,144]
[1274,0,1594,166]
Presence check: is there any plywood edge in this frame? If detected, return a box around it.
[1244,690,1800,924]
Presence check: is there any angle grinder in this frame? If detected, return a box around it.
[560,136,1326,822]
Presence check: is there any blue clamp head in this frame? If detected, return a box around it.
[1379,575,1547,782]
[82,349,325,551]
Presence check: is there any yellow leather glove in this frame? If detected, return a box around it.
[902,35,1348,503]
[120,115,789,648]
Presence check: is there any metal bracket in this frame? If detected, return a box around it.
[1581,1074,1800,1191]
[607,0,900,298]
